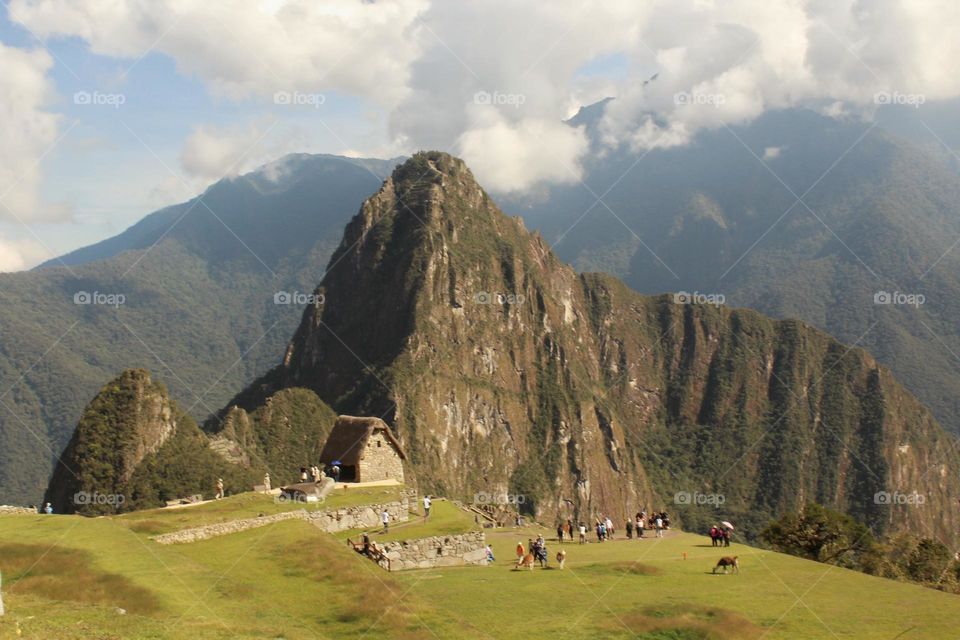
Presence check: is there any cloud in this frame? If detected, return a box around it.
[10,0,960,192]
[600,0,960,152]
[0,237,49,272]
[8,0,428,104]
[457,114,589,193]
[179,124,271,181]
[763,146,783,160]
[0,40,64,223]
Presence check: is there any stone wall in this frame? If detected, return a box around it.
[153,495,410,544]
[303,498,408,533]
[376,531,487,571]
[153,510,307,544]
[0,506,39,516]
[358,431,405,483]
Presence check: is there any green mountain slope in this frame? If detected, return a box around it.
[0,154,394,505]
[507,106,960,439]
[44,368,337,514]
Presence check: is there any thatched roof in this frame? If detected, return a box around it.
[319,415,406,465]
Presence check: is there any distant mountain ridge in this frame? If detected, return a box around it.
[0,153,396,505]
[39,154,400,269]
[502,105,960,438]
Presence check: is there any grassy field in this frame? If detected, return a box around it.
[1,495,959,639]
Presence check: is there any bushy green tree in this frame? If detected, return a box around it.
[761,502,880,569]
[906,538,952,585]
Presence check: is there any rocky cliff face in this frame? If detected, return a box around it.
[231,152,960,544]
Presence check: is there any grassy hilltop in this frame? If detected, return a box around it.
[1,491,958,639]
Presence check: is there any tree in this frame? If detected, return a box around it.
[761,502,880,568]
[906,538,952,584]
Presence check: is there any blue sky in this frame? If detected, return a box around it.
[0,8,398,264]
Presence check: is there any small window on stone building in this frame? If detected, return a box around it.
[377,440,382,447]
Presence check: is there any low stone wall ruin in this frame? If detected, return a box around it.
[153,510,306,544]
[376,531,487,571]
[153,496,410,545]
[304,499,408,532]
[0,506,39,516]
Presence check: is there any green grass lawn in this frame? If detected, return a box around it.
[397,527,960,639]
[334,499,479,543]
[1,509,959,639]
[115,485,404,536]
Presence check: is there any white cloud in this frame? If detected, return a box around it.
[0,41,64,223]
[10,0,960,193]
[763,146,783,160]
[179,123,271,181]
[457,114,589,193]
[0,237,48,272]
[8,0,428,104]
[600,0,960,152]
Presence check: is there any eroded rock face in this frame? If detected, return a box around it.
[231,152,960,543]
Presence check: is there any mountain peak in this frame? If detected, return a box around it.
[392,151,472,187]
[224,154,960,546]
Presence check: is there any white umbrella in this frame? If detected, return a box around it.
[721,521,734,530]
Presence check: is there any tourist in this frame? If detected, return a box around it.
[423,495,432,519]
[655,515,663,538]
[535,535,548,567]
[381,509,390,532]
[557,522,564,544]
[605,516,615,539]
[516,541,525,560]
[300,467,308,483]
[578,523,587,544]
[362,532,371,556]
[636,514,645,538]
[485,544,495,563]
[709,526,719,547]
[263,472,271,492]
[215,478,224,500]
[43,502,53,514]
[626,518,633,539]
[331,464,340,482]
[595,520,603,543]
[566,518,574,541]
[723,528,731,547]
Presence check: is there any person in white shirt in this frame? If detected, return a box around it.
[423,495,432,519]
[381,509,390,532]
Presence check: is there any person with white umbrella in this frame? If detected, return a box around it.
[721,521,734,547]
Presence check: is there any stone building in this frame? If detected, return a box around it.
[319,416,406,483]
